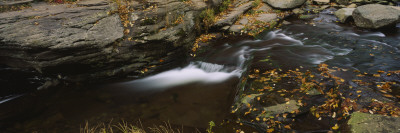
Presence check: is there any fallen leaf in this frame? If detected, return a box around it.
[332,124,339,130]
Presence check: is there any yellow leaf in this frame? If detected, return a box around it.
[267,128,274,133]
[284,125,291,129]
[332,124,339,130]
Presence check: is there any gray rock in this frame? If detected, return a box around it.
[336,0,350,5]
[347,3,357,8]
[391,6,400,12]
[0,0,33,6]
[229,25,244,33]
[313,0,330,4]
[239,18,249,25]
[348,112,400,133]
[214,1,253,27]
[263,0,307,9]
[334,8,356,23]
[257,3,273,12]
[352,4,400,29]
[255,13,277,23]
[259,100,299,117]
[282,20,291,25]
[293,8,305,14]
[0,0,215,82]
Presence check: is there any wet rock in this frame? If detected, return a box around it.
[334,8,355,23]
[348,112,400,133]
[241,94,263,105]
[259,100,299,117]
[352,4,400,29]
[255,13,277,23]
[306,88,322,96]
[214,1,253,28]
[299,14,316,19]
[229,25,245,33]
[263,0,307,9]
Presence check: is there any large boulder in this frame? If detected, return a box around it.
[0,0,216,82]
[263,0,307,9]
[352,4,400,29]
[334,8,356,23]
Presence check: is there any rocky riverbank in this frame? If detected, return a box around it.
[1,0,400,132]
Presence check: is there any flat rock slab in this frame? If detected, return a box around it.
[256,13,277,23]
[0,0,123,69]
[263,0,307,9]
[348,112,400,133]
[214,1,253,28]
[239,18,249,25]
[352,4,400,29]
[257,3,273,12]
[229,25,244,33]
[334,8,355,23]
[77,0,110,6]
[0,0,33,6]
[259,100,299,117]
[313,0,330,4]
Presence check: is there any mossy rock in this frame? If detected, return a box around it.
[348,112,400,133]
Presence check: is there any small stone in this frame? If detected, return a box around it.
[282,20,291,25]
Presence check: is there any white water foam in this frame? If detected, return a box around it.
[120,62,241,91]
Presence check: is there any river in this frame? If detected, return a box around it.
[1,9,400,132]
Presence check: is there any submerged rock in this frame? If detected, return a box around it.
[263,0,307,9]
[334,8,356,23]
[352,4,400,29]
[348,112,400,133]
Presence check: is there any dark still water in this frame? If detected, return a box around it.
[1,11,400,132]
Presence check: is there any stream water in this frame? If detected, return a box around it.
[1,9,400,132]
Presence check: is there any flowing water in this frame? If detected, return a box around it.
[1,9,400,132]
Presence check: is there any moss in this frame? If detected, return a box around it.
[200,8,215,33]
[219,0,231,12]
[252,0,261,7]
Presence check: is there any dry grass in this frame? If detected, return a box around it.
[81,120,188,133]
